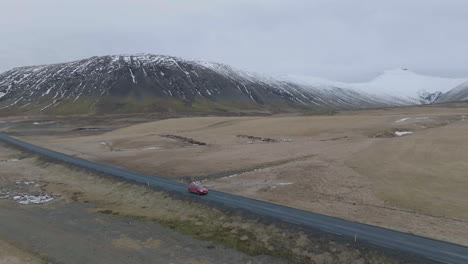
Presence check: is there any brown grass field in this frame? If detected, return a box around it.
[0,145,402,263]
[2,103,468,246]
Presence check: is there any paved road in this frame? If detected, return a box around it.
[1,134,467,264]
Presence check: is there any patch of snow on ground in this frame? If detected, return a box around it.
[415,117,430,120]
[143,147,162,150]
[13,194,55,205]
[0,92,5,99]
[33,122,40,125]
[0,180,55,205]
[395,118,411,123]
[16,180,34,185]
[0,159,20,163]
[395,131,413,136]
[277,182,294,186]
[222,174,238,179]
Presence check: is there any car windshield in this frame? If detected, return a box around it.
[196,185,205,189]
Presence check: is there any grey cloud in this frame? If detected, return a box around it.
[1,0,467,81]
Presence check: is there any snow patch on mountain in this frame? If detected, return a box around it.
[280,75,346,88]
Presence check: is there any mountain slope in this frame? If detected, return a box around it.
[434,81,468,103]
[286,69,468,105]
[353,69,468,104]
[0,54,397,115]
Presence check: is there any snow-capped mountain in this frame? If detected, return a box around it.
[0,54,466,116]
[285,68,468,105]
[352,69,468,104]
[0,54,397,115]
[434,81,468,103]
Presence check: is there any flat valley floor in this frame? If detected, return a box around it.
[2,103,468,247]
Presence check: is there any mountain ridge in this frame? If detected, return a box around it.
[0,54,396,115]
[0,54,466,116]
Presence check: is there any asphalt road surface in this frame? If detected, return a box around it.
[1,134,467,264]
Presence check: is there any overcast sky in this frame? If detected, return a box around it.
[1,0,467,81]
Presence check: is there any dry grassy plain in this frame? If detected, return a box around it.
[0,145,402,264]
[3,104,468,246]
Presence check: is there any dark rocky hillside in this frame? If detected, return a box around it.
[0,54,398,115]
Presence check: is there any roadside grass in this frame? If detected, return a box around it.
[6,152,30,160]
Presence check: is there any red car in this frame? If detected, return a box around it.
[188,182,208,195]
